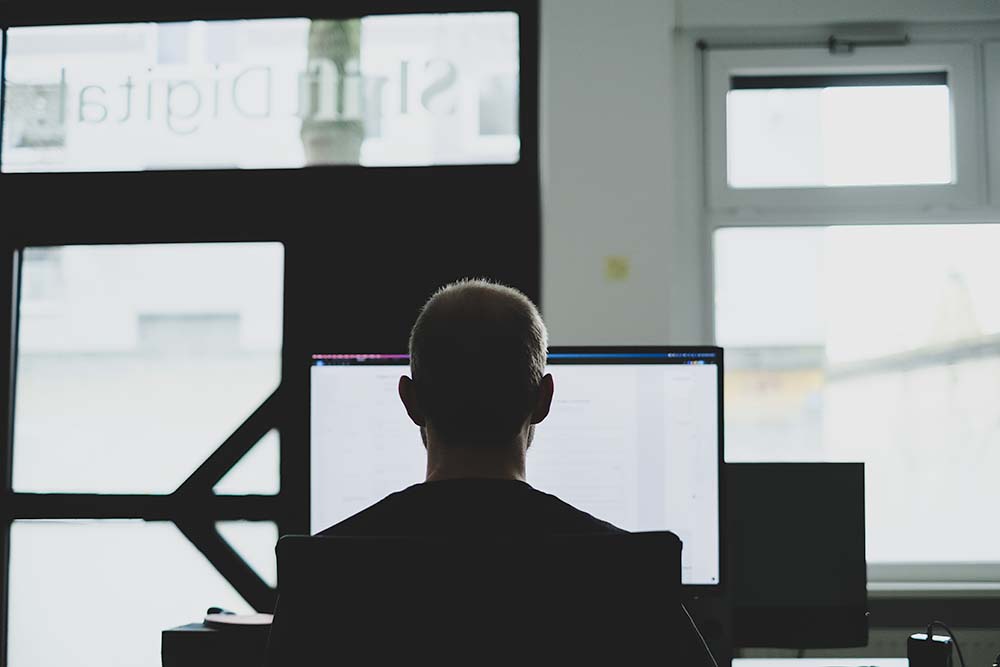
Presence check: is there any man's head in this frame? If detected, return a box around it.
[399,279,553,450]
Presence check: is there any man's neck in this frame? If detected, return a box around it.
[424,438,527,483]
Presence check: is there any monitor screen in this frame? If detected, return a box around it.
[310,347,723,586]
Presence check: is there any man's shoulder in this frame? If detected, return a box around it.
[317,486,417,537]
[524,486,627,534]
[316,479,627,537]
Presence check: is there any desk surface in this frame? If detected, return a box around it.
[734,660,908,667]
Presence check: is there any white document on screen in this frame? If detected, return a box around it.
[310,365,426,532]
[310,362,720,585]
[530,364,719,585]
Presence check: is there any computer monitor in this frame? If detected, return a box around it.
[727,463,868,648]
[309,346,723,587]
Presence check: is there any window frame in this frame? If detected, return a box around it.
[0,2,541,665]
[705,43,982,213]
[986,42,1000,208]
[2,239,288,603]
[694,27,1000,607]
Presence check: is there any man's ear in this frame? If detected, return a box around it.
[398,375,427,427]
[529,374,554,425]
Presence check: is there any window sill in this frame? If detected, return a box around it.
[869,582,1000,598]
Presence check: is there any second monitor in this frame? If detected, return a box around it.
[309,346,723,587]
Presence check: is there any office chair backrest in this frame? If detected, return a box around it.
[267,531,690,666]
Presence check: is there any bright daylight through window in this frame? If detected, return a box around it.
[726,74,953,188]
[715,225,1000,566]
[10,242,284,667]
[13,243,284,494]
[9,520,254,667]
[1,14,519,171]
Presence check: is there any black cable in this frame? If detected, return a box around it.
[994,651,1000,667]
[682,602,721,667]
[926,620,966,667]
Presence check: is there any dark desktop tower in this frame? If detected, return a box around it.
[727,462,869,650]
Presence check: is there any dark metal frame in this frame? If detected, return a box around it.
[0,2,539,665]
[730,71,948,90]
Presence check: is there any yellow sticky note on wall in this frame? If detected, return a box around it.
[604,255,630,282]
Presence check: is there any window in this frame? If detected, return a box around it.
[705,44,979,211]
[727,73,952,188]
[9,520,253,667]
[8,243,284,667]
[715,224,1000,575]
[2,13,520,172]
[213,429,281,496]
[699,31,1000,600]
[14,244,283,494]
[0,5,538,664]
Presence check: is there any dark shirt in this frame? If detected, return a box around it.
[318,478,624,537]
[302,480,715,666]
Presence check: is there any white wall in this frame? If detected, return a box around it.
[540,0,683,345]
[677,0,1000,28]
[539,0,1000,346]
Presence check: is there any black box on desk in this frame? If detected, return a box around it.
[908,633,954,667]
[162,623,269,667]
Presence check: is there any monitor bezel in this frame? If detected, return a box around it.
[308,344,725,592]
